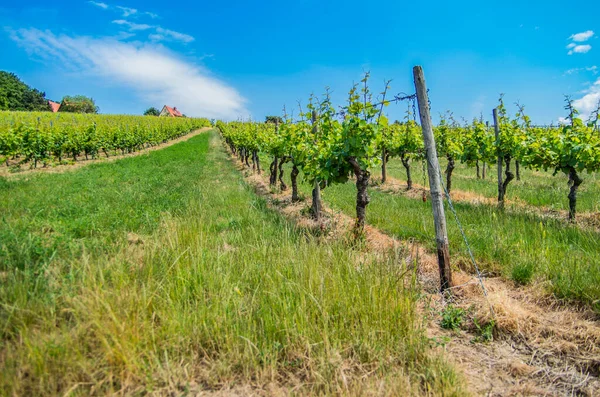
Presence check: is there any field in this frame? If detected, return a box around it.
[1,117,600,395]
[0,130,464,395]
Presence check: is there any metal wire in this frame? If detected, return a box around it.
[429,158,496,320]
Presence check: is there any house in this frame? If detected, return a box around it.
[159,105,183,117]
[48,100,61,113]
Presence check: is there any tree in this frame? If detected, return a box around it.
[59,95,99,114]
[0,71,49,111]
[265,115,283,124]
[144,107,160,116]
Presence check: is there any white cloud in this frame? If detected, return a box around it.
[110,20,193,43]
[88,1,108,9]
[569,30,594,42]
[568,44,592,55]
[112,19,152,31]
[572,78,600,121]
[116,6,137,17]
[145,12,159,19]
[564,66,598,75]
[9,28,248,119]
[154,27,194,43]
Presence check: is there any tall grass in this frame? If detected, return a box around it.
[290,171,600,308]
[0,131,464,395]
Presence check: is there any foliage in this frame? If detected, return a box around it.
[520,104,600,176]
[440,305,465,330]
[143,107,160,116]
[0,111,210,167]
[472,318,494,343]
[0,71,49,112]
[59,95,99,114]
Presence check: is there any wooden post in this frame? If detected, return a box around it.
[310,110,322,220]
[493,108,504,208]
[413,66,452,292]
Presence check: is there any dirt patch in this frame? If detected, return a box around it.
[225,147,600,396]
[0,127,213,179]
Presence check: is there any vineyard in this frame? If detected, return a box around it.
[218,72,600,308]
[0,111,211,169]
[1,70,600,395]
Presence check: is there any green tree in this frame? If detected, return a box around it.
[143,107,160,116]
[0,71,49,111]
[59,95,99,114]
[265,115,283,124]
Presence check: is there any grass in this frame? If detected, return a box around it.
[262,156,600,309]
[315,183,599,307]
[0,130,464,395]
[382,157,600,213]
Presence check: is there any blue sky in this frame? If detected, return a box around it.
[0,0,598,123]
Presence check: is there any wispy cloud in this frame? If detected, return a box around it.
[569,30,595,42]
[112,19,152,31]
[9,28,247,119]
[567,43,592,55]
[87,2,159,19]
[564,66,598,75]
[110,20,194,43]
[152,27,194,43]
[88,1,108,9]
[116,6,137,17]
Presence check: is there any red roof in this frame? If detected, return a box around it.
[164,105,183,117]
[48,100,61,113]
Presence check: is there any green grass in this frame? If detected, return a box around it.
[263,157,600,308]
[0,131,464,396]
[381,157,600,212]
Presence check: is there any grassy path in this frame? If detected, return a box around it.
[0,130,463,395]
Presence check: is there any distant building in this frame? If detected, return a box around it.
[48,100,61,113]
[159,105,183,117]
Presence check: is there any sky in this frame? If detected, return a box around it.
[0,0,598,123]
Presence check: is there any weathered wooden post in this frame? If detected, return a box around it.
[413,66,452,292]
[493,108,504,208]
[310,110,322,220]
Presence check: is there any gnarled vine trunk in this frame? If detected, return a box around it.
[381,148,387,184]
[291,164,300,202]
[401,154,412,190]
[278,157,287,191]
[445,155,455,193]
[349,157,370,236]
[499,156,515,207]
[515,160,521,181]
[269,156,278,186]
[476,160,480,179]
[567,167,583,221]
[311,182,322,220]
[253,151,261,174]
